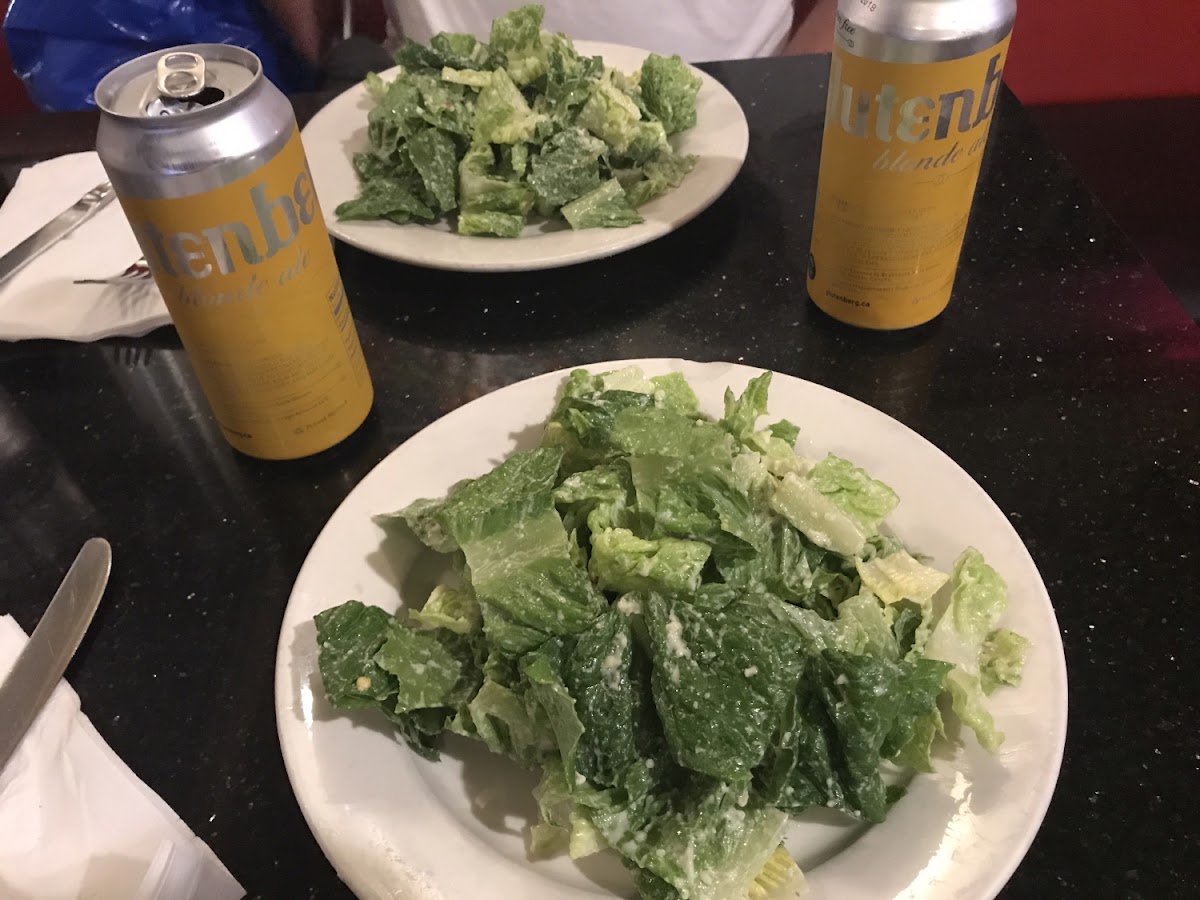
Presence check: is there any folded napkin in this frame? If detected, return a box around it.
[0,615,244,900]
[0,153,172,342]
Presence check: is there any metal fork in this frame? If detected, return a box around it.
[109,344,154,367]
[74,256,153,285]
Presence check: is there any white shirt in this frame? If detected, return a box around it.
[385,1,795,62]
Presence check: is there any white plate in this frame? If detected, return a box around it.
[301,43,750,272]
[275,359,1068,900]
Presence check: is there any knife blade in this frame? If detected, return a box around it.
[0,537,112,772]
[0,183,116,288]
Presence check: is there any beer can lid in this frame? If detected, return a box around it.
[95,43,261,120]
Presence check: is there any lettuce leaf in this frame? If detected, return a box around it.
[472,68,545,144]
[314,600,398,709]
[716,518,857,615]
[757,649,950,822]
[333,176,434,222]
[771,472,871,558]
[521,639,585,780]
[807,455,900,532]
[554,462,637,534]
[409,583,481,634]
[544,38,604,114]
[923,548,1011,751]
[576,72,645,153]
[436,448,606,650]
[406,126,459,212]
[315,601,484,761]
[587,778,790,900]
[375,619,479,713]
[644,595,807,781]
[855,550,949,606]
[720,372,772,441]
[457,210,525,237]
[429,32,502,71]
[638,53,702,135]
[488,4,548,85]
[561,178,643,229]
[457,143,535,218]
[378,495,459,553]
[614,407,738,466]
[528,127,607,208]
[564,608,650,787]
[625,149,698,207]
[981,627,1030,694]
[835,591,901,660]
[467,678,549,766]
[589,528,711,595]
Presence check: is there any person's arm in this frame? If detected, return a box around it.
[785,0,838,55]
[260,0,337,64]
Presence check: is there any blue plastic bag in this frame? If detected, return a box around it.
[4,0,315,111]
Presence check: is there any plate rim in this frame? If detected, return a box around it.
[300,42,751,272]
[275,357,1068,900]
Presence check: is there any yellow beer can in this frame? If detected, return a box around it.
[808,1,1016,330]
[95,45,373,459]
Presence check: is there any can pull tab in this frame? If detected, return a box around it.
[157,52,205,99]
[144,51,226,116]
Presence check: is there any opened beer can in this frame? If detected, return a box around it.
[95,44,374,459]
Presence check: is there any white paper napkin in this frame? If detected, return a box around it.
[0,615,244,900]
[0,153,172,342]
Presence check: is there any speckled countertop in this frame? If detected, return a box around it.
[1,56,1197,898]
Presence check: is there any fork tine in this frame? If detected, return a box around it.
[72,255,152,285]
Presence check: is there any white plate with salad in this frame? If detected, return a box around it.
[275,358,1067,900]
[301,5,749,271]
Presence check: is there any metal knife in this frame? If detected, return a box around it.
[0,537,112,772]
[0,183,116,288]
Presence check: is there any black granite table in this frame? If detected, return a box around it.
[2,56,1197,898]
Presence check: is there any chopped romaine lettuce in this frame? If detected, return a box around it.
[338,4,703,235]
[333,177,434,222]
[561,178,644,229]
[855,550,949,605]
[457,210,525,237]
[429,32,502,71]
[981,627,1030,694]
[457,143,535,220]
[771,471,871,558]
[472,68,544,144]
[528,127,607,208]
[563,609,646,787]
[638,53,702,135]
[923,548,1015,751]
[644,595,807,782]
[408,584,481,634]
[488,4,548,85]
[589,528,711,595]
[625,149,698,207]
[375,619,478,714]
[314,600,398,709]
[807,454,900,532]
[576,72,645,153]
[587,778,790,900]
[405,127,458,212]
[313,366,1029,899]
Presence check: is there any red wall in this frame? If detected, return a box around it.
[1006,0,1200,105]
